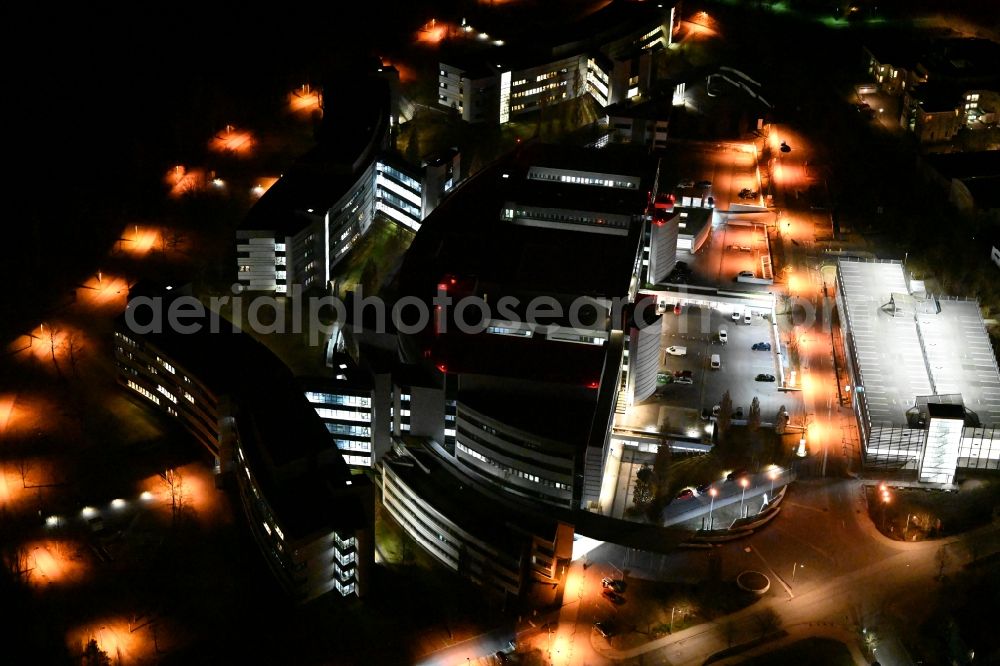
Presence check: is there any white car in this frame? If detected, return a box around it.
[731,310,741,321]
[674,376,694,385]
[665,346,687,356]
[677,179,695,188]
[718,328,728,344]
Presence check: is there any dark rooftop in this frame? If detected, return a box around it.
[962,177,1000,211]
[912,80,965,113]
[396,143,649,301]
[118,282,359,540]
[459,389,597,445]
[439,0,674,75]
[924,151,1000,180]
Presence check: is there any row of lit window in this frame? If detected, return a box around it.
[128,380,159,405]
[511,81,566,99]
[456,442,570,491]
[315,407,371,422]
[156,356,176,374]
[305,392,371,408]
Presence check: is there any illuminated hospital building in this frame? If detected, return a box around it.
[114,283,374,603]
[438,0,680,124]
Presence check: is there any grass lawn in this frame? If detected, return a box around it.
[867,478,1000,540]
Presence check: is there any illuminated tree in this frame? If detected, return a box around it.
[83,639,111,666]
[633,465,654,507]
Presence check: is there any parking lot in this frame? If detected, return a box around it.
[677,221,771,290]
[652,303,784,421]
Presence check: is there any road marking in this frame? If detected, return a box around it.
[749,544,794,599]
[785,501,827,514]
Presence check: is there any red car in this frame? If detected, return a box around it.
[674,488,696,500]
[673,303,682,315]
[673,370,693,379]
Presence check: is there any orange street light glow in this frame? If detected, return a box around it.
[118,224,161,256]
[209,125,255,156]
[251,177,279,200]
[24,540,89,586]
[165,165,210,198]
[415,20,453,45]
[68,618,154,664]
[288,86,322,116]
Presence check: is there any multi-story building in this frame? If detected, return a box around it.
[114,283,374,603]
[835,260,1000,484]
[381,445,573,602]
[301,355,377,469]
[438,0,680,124]
[237,65,423,293]
[342,144,655,516]
[864,37,1000,144]
[421,147,461,219]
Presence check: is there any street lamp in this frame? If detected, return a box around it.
[768,469,779,494]
[708,487,718,530]
[739,477,749,518]
[880,485,892,531]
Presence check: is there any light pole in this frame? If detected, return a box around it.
[768,469,779,495]
[880,484,891,531]
[739,477,749,518]
[708,487,718,530]
[792,561,802,583]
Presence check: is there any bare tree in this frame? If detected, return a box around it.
[719,618,739,648]
[47,325,63,374]
[748,397,761,432]
[67,331,84,378]
[935,545,949,579]
[16,458,32,488]
[775,405,789,435]
[161,468,186,525]
[752,607,782,640]
[717,391,733,440]
[3,545,32,585]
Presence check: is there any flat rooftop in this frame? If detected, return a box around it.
[397,143,650,301]
[838,260,1000,427]
[918,299,1000,426]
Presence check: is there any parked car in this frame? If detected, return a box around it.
[752,342,772,351]
[732,407,745,419]
[737,270,754,278]
[718,328,728,344]
[744,312,753,325]
[696,482,713,494]
[755,373,776,382]
[780,141,791,153]
[603,590,626,605]
[673,370,693,378]
[726,468,749,482]
[673,303,683,315]
[675,488,696,500]
[594,621,617,639]
[674,377,694,385]
[665,346,687,356]
[602,577,626,592]
[731,309,741,321]
[701,407,712,420]
[696,180,712,188]
[677,179,695,188]
[710,354,721,369]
